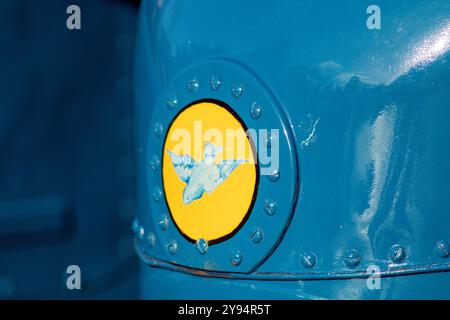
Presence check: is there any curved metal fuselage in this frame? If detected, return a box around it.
[134,0,450,299]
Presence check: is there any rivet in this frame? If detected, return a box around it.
[343,249,361,268]
[187,78,200,93]
[196,238,208,254]
[153,122,163,138]
[150,155,160,171]
[166,94,178,109]
[267,169,280,182]
[157,215,169,231]
[210,75,222,90]
[167,240,177,255]
[250,102,262,119]
[231,83,244,98]
[389,244,406,263]
[152,186,162,202]
[229,249,242,266]
[147,232,156,248]
[301,252,317,268]
[250,227,264,244]
[264,199,277,216]
[136,225,145,240]
[132,218,140,234]
[434,240,450,258]
[132,219,145,239]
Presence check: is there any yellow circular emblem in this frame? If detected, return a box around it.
[162,100,258,244]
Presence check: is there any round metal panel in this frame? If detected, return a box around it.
[144,59,298,273]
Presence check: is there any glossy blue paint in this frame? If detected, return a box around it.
[135,0,450,299]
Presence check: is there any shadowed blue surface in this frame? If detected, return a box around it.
[0,0,139,299]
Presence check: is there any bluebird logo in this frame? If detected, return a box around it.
[161,100,269,242]
[167,142,246,205]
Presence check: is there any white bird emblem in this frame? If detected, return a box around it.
[167,142,246,205]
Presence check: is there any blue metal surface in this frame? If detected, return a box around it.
[135,0,450,298]
[142,267,450,300]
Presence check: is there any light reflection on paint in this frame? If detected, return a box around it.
[335,105,397,299]
[390,21,450,83]
[355,105,397,236]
